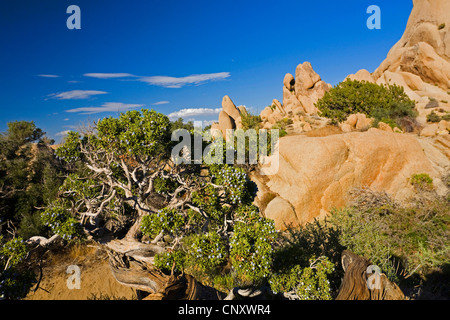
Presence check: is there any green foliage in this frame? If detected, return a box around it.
[329,189,449,284]
[153,176,178,196]
[41,203,84,241]
[0,237,35,300]
[0,237,27,268]
[230,208,277,283]
[210,165,251,206]
[426,111,442,123]
[269,256,334,300]
[96,109,171,158]
[270,219,344,297]
[55,131,82,162]
[410,173,434,191]
[240,112,262,131]
[187,232,228,272]
[316,80,416,126]
[191,184,224,222]
[271,118,293,137]
[0,121,65,238]
[140,208,185,238]
[0,267,35,300]
[57,109,172,163]
[154,250,187,274]
[61,173,101,199]
[442,113,450,121]
[170,117,194,132]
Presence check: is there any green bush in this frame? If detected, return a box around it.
[0,237,36,299]
[154,250,187,274]
[187,232,228,273]
[241,112,262,131]
[329,188,449,285]
[410,173,434,191]
[316,80,417,126]
[229,210,277,283]
[41,203,84,241]
[0,237,27,268]
[140,208,185,238]
[270,219,344,298]
[269,256,335,300]
[426,111,441,123]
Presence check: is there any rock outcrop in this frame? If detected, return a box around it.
[210,1,450,231]
[259,62,331,133]
[210,95,247,139]
[349,0,450,131]
[253,129,449,230]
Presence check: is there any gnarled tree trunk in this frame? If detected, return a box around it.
[104,239,220,300]
[336,250,406,300]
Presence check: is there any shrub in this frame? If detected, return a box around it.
[140,208,185,238]
[316,80,416,126]
[187,232,228,273]
[410,173,434,191]
[154,250,187,274]
[0,237,36,299]
[269,256,335,300]
[241,112,262,131]
[230,208,277,284]
[0,237,27,268]
[41,203,84,241]
[442,113,450,121]
[426,111,441,123]
[271,118,292,137]
[269,219,344,299]
[329,188,449,287]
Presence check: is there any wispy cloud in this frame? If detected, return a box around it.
[81,72,230,88]
[139,72,230,88]
[55,130,70,137]
[167,108,222,120]
[152,101,170,105]
[48,90,108,100]
[38,74,60,78]
[83,73,137,79]
[65,102,144,114]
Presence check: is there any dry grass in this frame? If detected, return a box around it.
[45,241,102,268]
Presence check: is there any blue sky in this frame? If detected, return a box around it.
[0,0,413,142]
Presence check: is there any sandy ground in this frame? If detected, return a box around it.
[25,243,137,300]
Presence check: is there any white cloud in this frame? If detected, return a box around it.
[139,72,230,88]
[38,74,60,78]
[49,90,108,100]
[65,102,144,114]
[55,130,70,137]
[152,101,170,105]
[83,73,136,79]
[81,72,230,88]
[167,108,222,120]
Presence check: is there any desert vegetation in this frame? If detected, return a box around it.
[316,79,418,130]
[1,108,448,300]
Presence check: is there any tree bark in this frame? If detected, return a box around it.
[336,250,406,300]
